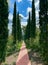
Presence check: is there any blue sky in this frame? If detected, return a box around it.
[8,0,39,34]
[8,0,32,20]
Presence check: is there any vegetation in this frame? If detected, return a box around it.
[6,35,22,56]
[0,0,48,65]
[12,2,16,45]
[6,2,22,57]
[30,0,36,38]
[39,0,48,65]
[25,12,31,40]
[25,0,36,49]
[0,1,22,64]
[16,12,22,41]
[0,0,8,64]
[24,0,48,65]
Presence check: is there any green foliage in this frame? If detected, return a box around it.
[25,12,31,40]
[16,41,22,51]
[12,2,16,44]
[0,0,8,63]
[39,0,48,64]
[6,35,22,56]
[31,28,40,51]
[6,35,15,56]
[16,12,22,41]
[30,0,36,38]
[25,0,36,50]
[25,28,40,52]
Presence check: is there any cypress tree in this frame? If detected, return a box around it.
[12,2,16,44]
[39,0,48,64]
[30,0,36,38]
[47,0,48,44]
[25,12,31,40]
[0,0,8,64]
[16,12,22,41]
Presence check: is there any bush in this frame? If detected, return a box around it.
[6,35,22,56]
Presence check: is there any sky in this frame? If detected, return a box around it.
[8,0,39,34]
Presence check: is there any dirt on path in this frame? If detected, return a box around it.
[2,52,18,65]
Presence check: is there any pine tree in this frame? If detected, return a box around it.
[12,2,16,44]
[16,12,22,41]
[39,0,48,64]
[30,0,36,38]
[0,0,8,64]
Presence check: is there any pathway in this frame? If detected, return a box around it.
[16,41,31,65]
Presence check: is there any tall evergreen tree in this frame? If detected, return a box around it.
[12,2,16,44]
[16,12,22,41]
[25,12,31,40]
[30,0,36,38]
[39,0,48,64]
[46,0,48,48]
[0,0,8,64]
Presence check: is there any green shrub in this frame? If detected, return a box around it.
[6,35,22,56]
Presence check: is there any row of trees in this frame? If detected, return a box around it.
[25,0,36,49]
[25,0,36,40]
[12,2,22,51]
[25,0,48,65]
[0,1,22,64]
[12,2,22,44]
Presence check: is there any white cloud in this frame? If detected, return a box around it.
[19,14,28,26]
[8,23,12,35]
[36,11,39,18]
[17,0,22,2]
[21,22,27,26]
[27,7,32,14]
[8,13,13,21]
[19,14,28,19]
[35,0,39,8]
[35,0,39,26]
[8,13,13,35]
[7,0,9,3]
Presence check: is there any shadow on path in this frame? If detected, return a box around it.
[28,50,43,65]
